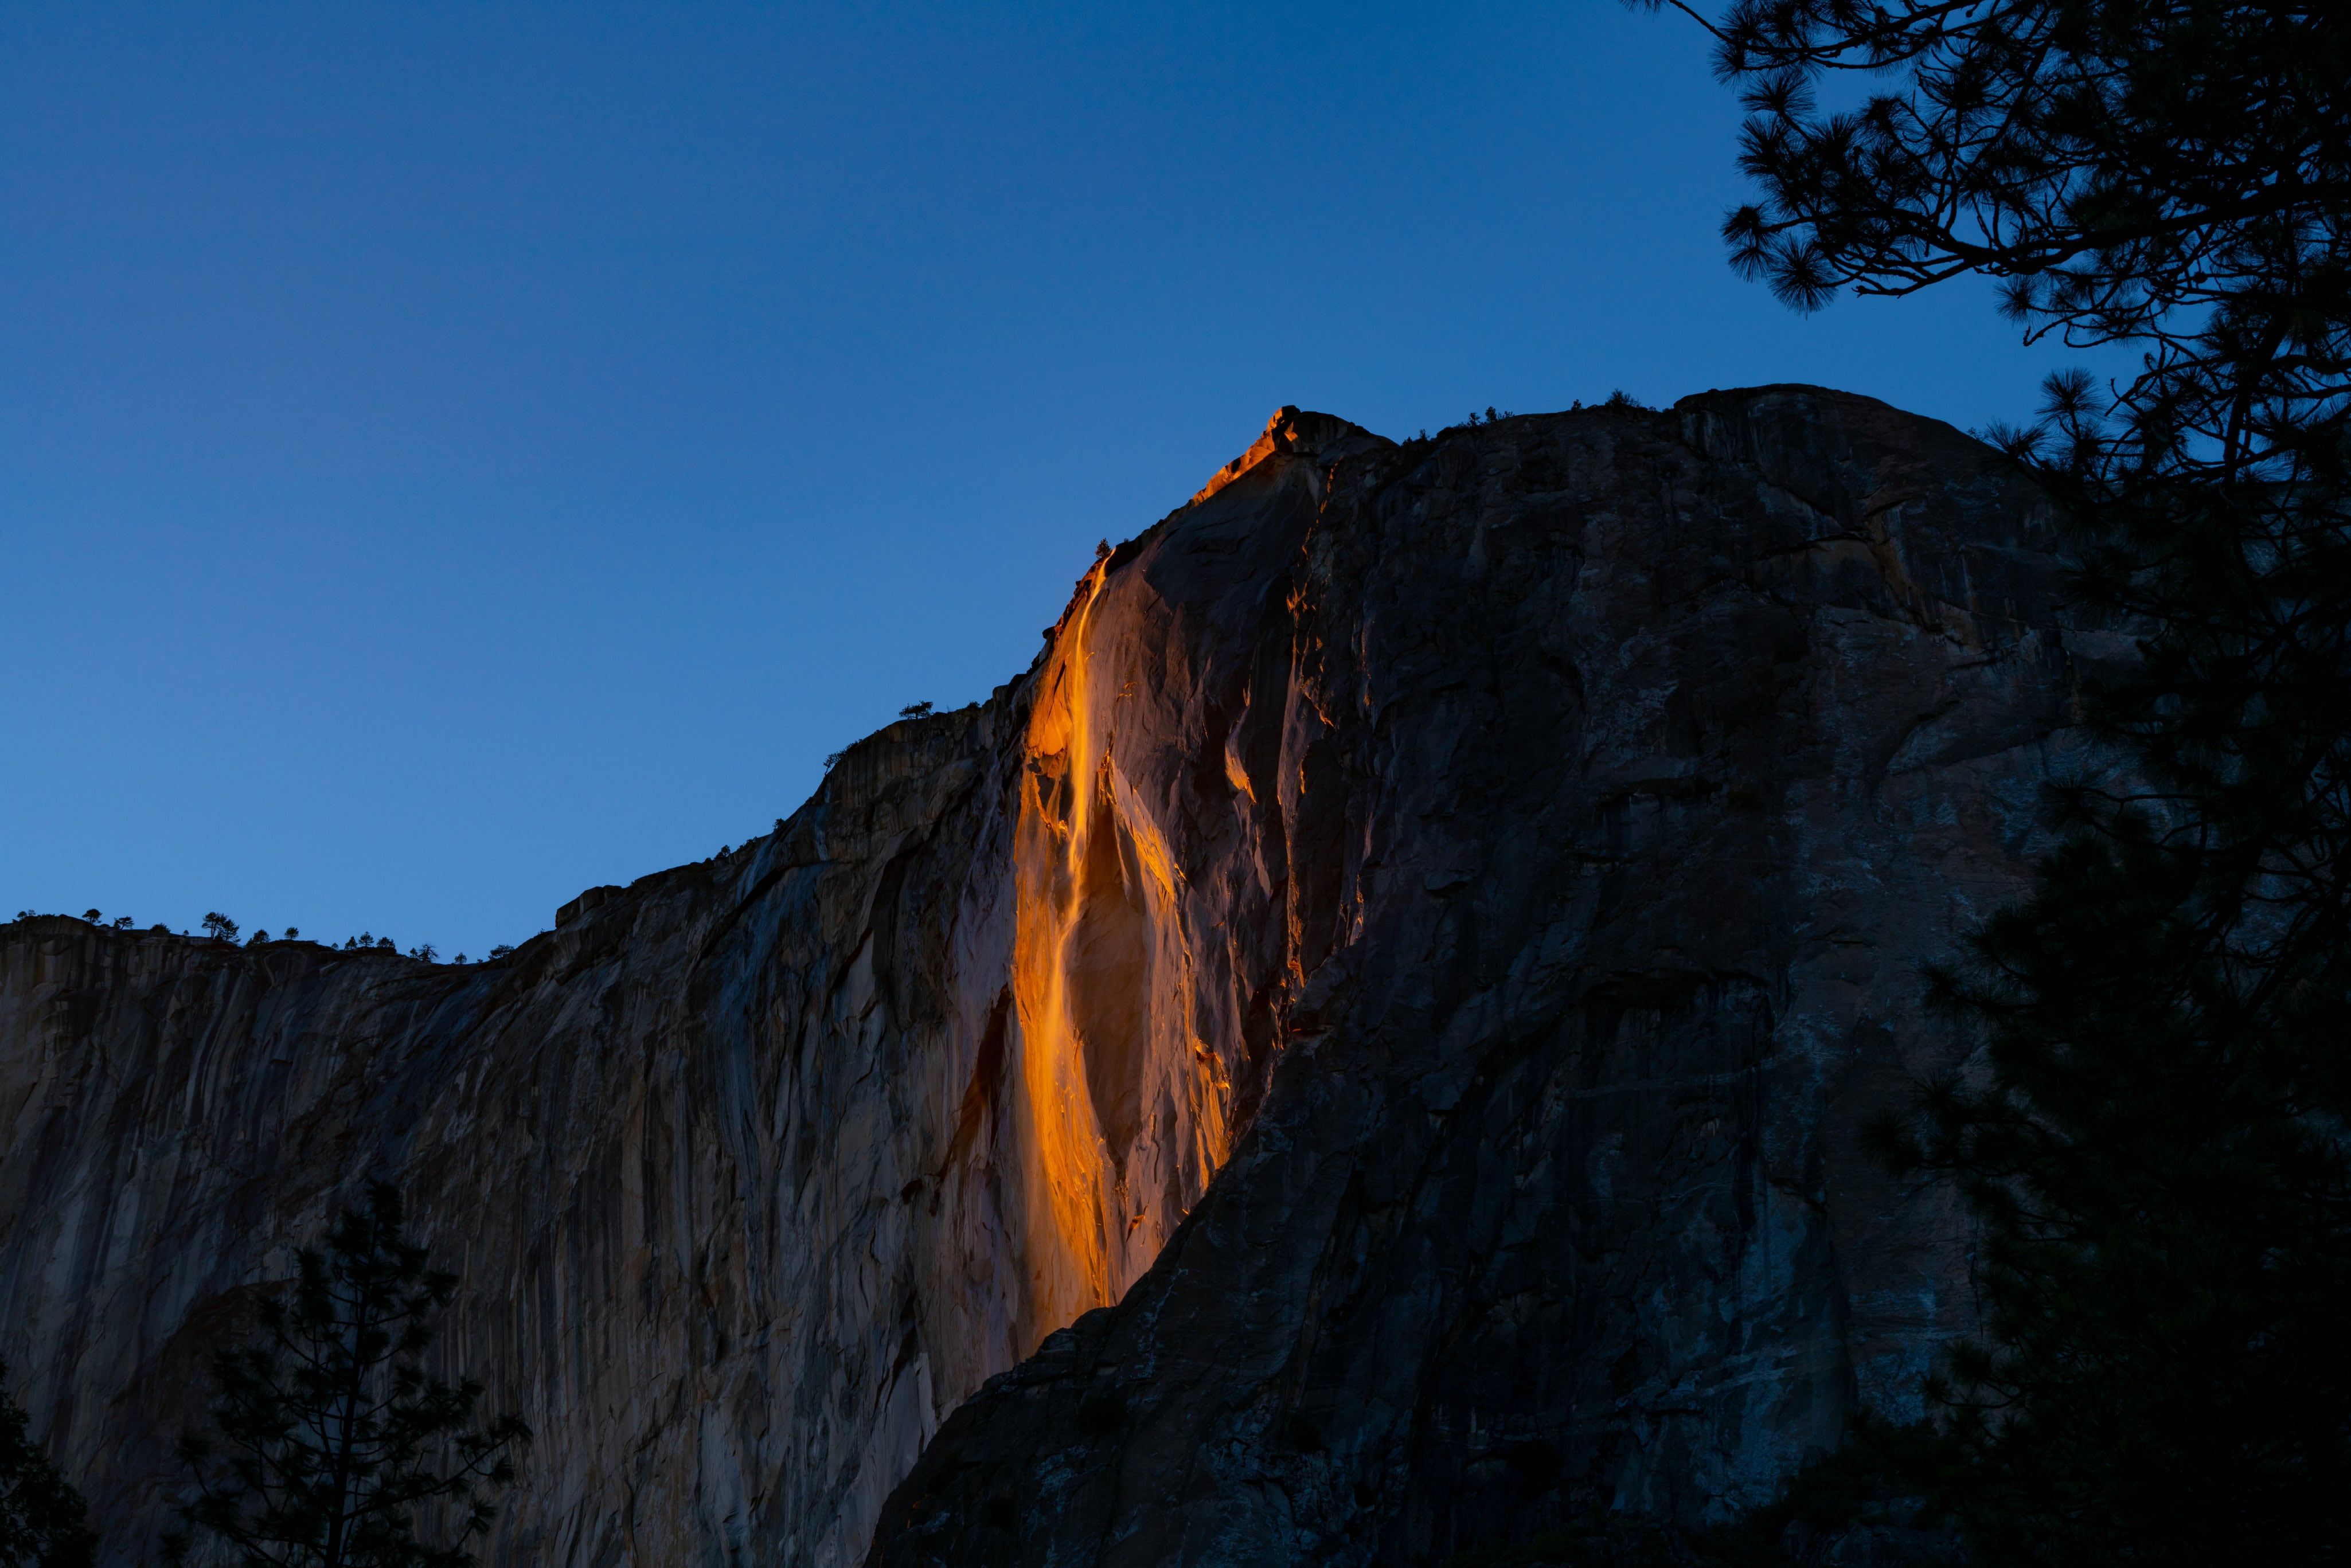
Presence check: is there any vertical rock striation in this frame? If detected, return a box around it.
[0,389,2094,1567]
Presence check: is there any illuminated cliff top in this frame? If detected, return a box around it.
[1189,406,1303,507]
[1189,405,1393,508]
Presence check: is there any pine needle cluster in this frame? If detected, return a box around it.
[0,1363,92,1568]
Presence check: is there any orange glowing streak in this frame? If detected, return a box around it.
[1012,562,1116,1322]
[1008,557,1237,1340]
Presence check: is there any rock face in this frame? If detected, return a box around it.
[864,389,2096,1567]
[0,388,2088,1567]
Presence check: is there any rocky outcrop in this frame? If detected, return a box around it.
[0,388,2090,1568]
[871,387,2091,1566]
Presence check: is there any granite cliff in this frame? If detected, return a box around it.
[0,388,2094,1566]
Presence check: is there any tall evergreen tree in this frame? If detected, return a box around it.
[167,1183,528,1568]
[1633,1,2351,1561]
[0,1362,93,1568]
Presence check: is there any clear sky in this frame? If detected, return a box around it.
[2,1,2114,959]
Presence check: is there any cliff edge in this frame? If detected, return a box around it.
[0,388,2090,1566]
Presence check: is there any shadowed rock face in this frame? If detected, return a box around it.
[0,388,2088,1568]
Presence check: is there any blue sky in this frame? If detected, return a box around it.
[2,2,2114,957]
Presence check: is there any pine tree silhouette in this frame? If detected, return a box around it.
[1635,0,2351,1557]
[0,1362,92,1568]
[166,1183,527,1568]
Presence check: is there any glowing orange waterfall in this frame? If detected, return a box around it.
[1009,560,1232,1334]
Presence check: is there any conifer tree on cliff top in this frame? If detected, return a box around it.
[166,1183,528,1568]
[1634,0,2351,1561]
[0,1362,93,1568]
